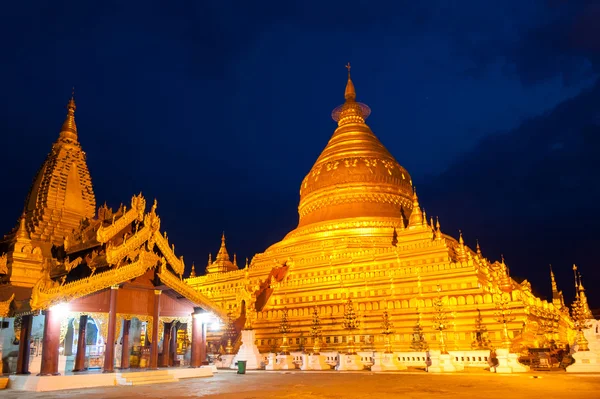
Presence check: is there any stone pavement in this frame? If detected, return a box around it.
[3,370,600,398]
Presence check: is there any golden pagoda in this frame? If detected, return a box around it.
[23,93,96,247]
[187,66,574,353]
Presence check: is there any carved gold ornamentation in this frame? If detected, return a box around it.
[64,256,83,273]
[158,316,191,339]
[0,293,14,317]
[156,262,227,320]
[30,249,160,311]
[154,230,185,276]
[59,317,72,345]
[96,193,146,243]
[90,312,109,343]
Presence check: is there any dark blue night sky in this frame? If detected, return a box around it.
[1,1,599,307]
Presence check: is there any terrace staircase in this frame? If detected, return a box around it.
[115,369,178,386]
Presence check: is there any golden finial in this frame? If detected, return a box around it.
[344,62,356,102]
[59,88,78,140]
[458,230,464,245]
[221,231,225,242]
[476,239,482,255]
[207,253,212,267]
[408,187,423,227]
[332,62,370,124]
[435,216,442,240]
[16,212,29,239]
[430,216,434,228]
[245,257,249,268]
[190,263,196,278]
[422,208,427,226]
[549,264,557,287]
[233,253,237,267]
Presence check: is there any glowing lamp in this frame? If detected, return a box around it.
[50,302,71,319]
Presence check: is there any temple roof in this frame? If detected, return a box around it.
[23,94,96,245]
[206,233,238,274]
[297,66,414,228]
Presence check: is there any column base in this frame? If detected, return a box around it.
[336,354,363,371]
[36,372,61,377]
[567,351,600,373]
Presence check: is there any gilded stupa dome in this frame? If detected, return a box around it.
[297,66,414,228]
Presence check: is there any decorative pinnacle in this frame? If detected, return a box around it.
[60,88,78,140]
[459,230,464,245]
[344,62,356,101]
[332,63,370,123]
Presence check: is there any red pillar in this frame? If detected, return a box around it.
[73,315,88,372]
[103,286,119,373]
[149,290,161,369]
[161,322,172,367]
[200,320,208,365]
[16,315,33,374]
[39,307,62,376]
[190,309,206,368]
[170,323,178,366]
[120,319,131,369]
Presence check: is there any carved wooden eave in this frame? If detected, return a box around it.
[96,194,146,244]
[105,214,158,265]
[156,263,227,320]
[154,230,184,276]
[30,249,161,311]
[0,293,15,317]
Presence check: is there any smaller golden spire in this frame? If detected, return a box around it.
[245,257,249,268]
[476,239,482,256]
[408,188,423,227]
[233,253,237,268]
[435,216,442,240]
[573,264,580,298]
[459,230,464,245]
[207,253,212,267]
[16,213,29,240]
[422,208,427,226]
[190,263,196,278]
[550,264,558,292]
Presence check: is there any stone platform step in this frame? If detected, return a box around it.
[116,370,178,386]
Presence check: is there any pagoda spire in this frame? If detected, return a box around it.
[332,63,371,126]
[216,232,230,261]
[344,62,356,101]
[550,265,558,293]
[435,216,442,240]
[207,253,212,268]
[190,263,196,278]
[59,88,78,142]
[408,188,423,227]
[476,239,482,256]
[15,213,29,240]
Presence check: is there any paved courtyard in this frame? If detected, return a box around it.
[4,370,600,399]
